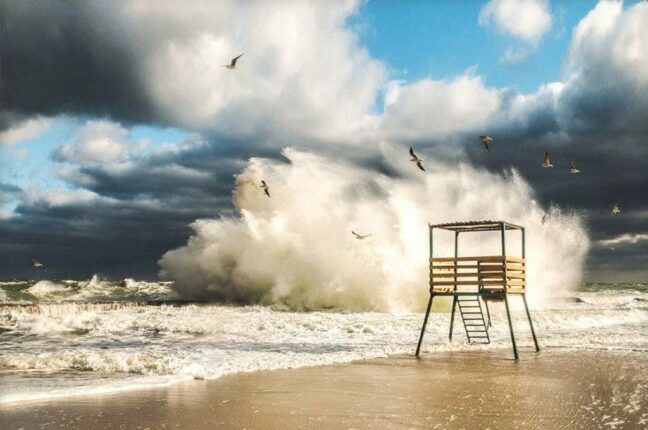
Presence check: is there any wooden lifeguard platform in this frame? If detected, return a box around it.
[415,221,540,360]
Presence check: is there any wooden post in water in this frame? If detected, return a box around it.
[502,222,519,360]
[415,224,434,357]
[448,231,459,341]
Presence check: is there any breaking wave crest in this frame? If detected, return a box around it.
[160,148,589,311]
[0,275,177,304]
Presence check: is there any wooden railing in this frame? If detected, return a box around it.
[429,256,526,294]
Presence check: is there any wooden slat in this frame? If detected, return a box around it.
[505,280,526,287]
[430,271,513,278]
[505,256,526,263]
[430,256,505,262]
[431,264,505,270]
[431,272,499,278]
[431,287,454,293]
[479,273,506,279]
[430,280,508,286]
[504,264,525,272]
[482,287,526,294]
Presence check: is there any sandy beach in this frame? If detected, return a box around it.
[1,349,646,429]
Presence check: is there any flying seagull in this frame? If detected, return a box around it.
[541,214,547,225]
[480,135,493,151]
[259,180,270,197]
[352,231,371,240]
[542,151,554,168]
[224,53,244,69]
[570,161,580,174]
[612,203,621,216]
[409,147,425,171]
[32,259,46,270]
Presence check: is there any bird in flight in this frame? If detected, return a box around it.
[259,180,270,197]
[224,53,244,69]
[409,147,425,171]
[32,259,46,270]
[612,203,621,216]
[480,135,493,151]
[352,231,371,240]
[570,161,580,174]
[542,151,554,168]
[541,214,547,225]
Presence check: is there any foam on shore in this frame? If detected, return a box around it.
[1,285,646,404]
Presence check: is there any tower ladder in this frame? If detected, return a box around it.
[458,296,490,344]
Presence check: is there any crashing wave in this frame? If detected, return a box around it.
[160,148,589,311]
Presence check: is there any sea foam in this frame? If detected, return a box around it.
[1,290,646,404]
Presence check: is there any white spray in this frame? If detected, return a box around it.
[160,148,589,311]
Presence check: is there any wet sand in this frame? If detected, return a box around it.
[1,349,646,429]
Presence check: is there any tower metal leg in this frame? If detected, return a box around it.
[522,294,540,352]
[449,296,457,341]
[483,299,492,327]
[503,293,519,360]
[416,293,434,357]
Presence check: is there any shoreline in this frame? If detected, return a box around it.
[2,349,646,429]
[2,346,645,407]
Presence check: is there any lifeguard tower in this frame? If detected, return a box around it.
[415,221,540,360]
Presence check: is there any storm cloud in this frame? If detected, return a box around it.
[0,0,646,281]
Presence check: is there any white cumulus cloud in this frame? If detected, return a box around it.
[119,0,385,141]
[479,0,553,45]
[0,116,52,145]
[598,233,648,246]
[379,74,503,141]
[53,120,129,165]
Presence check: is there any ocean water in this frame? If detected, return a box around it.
[0,277,646,404]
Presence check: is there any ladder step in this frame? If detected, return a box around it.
[456,298,490,342]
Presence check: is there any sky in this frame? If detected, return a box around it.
[1,0,647,282]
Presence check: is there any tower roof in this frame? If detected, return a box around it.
[429,220,523,232]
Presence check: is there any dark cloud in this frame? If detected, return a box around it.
[0,0,646,282]
[587,236,648,283]
[0,197,196,280]
[0,131,293,280]
[0,181,19,206]
[0,0,160,127]
[456,125,647,283]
